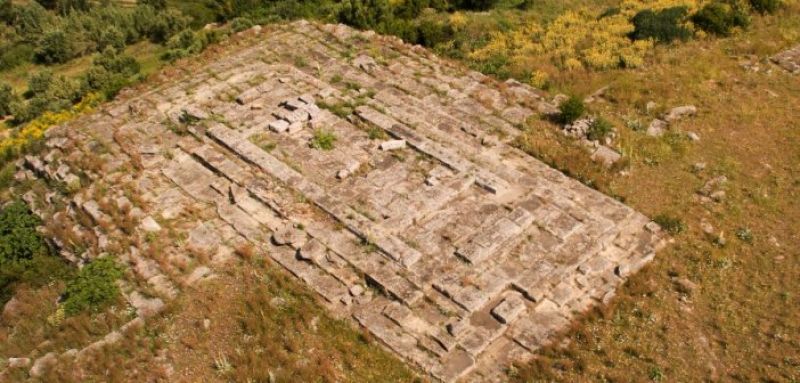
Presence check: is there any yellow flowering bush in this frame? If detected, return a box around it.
[466,0,729,73]
[449,12,469,31]
[470,9,654,71]
[0,93,102,161]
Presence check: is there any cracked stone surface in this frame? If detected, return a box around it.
[772,44,800,74]
[19,21,667,382]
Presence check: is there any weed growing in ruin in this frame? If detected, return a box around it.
[587,117,613,141]
[309,129,337,150]
[367,126,387,140]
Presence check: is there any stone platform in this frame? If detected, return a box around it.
[20,21,666,382]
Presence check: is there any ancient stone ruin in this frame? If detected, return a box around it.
[16,21,666,382]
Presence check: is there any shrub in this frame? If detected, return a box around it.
[62,257,123,315]
[133,5,190,43]
[84,47,141,97]
[749,0,781,13]
[16,71,82,123]
[0,0,11,23]
[0,201,78,304]
[0,44,35,71]
[35,29,74,64]
[631,7,692,44]
[230,16,254,32]
[13,1,53,38]
[587,117,613,141]
[654,214,686,235]
[416,18,455,47]
[140,0,167,10]
[691,2,750,36]
[0,201,48,265]
[558,96,585,124]
[26,71,53,96]
[453,0,499,11]
[310,129,336,150]
[96,26,126,51]
[0,84,16,117]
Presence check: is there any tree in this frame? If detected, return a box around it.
[35,29,73,64]
[0,83,16,117]
[27,70,53,95]
[0,0,13,24]
[691,1,750,36]
[631,7,692,44]
[453,0,499,11]
[55,0,90,15]
[139,0,167,10]
[13,2,53,40]
[84,47,140,97]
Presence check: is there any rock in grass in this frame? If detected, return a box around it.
[647,119,668,137]
[664,105,697,122]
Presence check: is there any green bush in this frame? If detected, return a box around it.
[132,5,190,43]
[558,95,585,124]
[453,0,499,11]
[691,1,750,36]
[0,201,77,304]
[749,0,781,13]
[15,71,82,122]
[140,0,167,10]
[631,6,692,43]
[654,214,687,235]
[0,201,47,265]
[587,117,613,141]
[27,71,54,96]
[230,16,254,32]
[62,257,123,315]
[35,29,74,64]
[0,44,35,70]
[13,2,54,38]
[84,47,141,97]
[0,84,17,117]
[0,0,12,23]
[96,26,126,51]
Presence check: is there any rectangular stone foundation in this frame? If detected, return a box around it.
[22,21,667,382]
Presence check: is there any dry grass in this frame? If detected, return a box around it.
[77,258,419,383]
[511,6,800,382]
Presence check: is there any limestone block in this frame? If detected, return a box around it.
[491,292,527,324]
[379,139,407,151]
[268,119,289,133]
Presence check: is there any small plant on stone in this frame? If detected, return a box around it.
[310,129,337,151]
[587,117,613,141]
[654,214,686,235]
[558,95,585,124]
